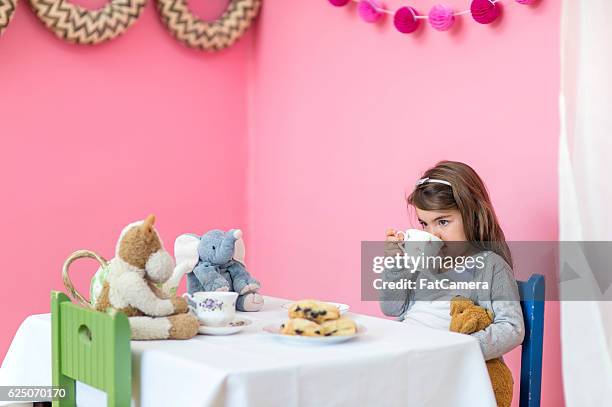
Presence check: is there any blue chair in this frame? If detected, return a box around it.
[517,274,545,407]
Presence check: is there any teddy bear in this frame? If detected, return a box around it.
[450,296,513,407]
[92,215,199,340]
[186,229,263,312]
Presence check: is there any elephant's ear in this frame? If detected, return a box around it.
[233,233,246,265]
[174,233,201,273]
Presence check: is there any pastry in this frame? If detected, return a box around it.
[288,300,340,323]
[280,318,322,336]
[320,317,357,336]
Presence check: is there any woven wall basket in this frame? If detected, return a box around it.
[29,0,147,45]
[0,0,17,36]
[156,0,261,52]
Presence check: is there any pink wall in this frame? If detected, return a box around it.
[0,1,250,361]
[247,1,562,406]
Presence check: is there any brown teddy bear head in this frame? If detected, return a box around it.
[117,215,175,284]
[449,296,494,334]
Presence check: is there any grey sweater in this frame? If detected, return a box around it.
[379,250,525,361]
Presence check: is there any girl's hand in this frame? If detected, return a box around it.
[385,229,405,242]
[384,229,404,257]
[385,229,399,242]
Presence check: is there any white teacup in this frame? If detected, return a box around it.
[402,228,444,258]
[183,291,238,327]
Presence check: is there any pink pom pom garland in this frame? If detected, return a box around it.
[328,0,351,7]
[428,4,455,31]
[470,0,499,24]
[328,0,534,34]
[358,0,384,23]
[394,6,421,34]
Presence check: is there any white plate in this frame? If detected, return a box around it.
[281,301,350,315]
[198,318,251,335]
[262,324,366,345]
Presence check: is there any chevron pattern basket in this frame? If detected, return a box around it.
[156,0,261,51]
[29,0,147,45]
[0,0,17,36]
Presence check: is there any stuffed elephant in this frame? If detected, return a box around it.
[187,229,263,311]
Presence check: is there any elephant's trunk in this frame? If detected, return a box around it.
[215,229,241,265]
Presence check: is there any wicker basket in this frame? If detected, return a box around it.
[62,250,109,309]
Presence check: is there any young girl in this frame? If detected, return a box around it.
[380,160,525,363]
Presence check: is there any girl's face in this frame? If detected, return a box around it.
[415,207,467,242]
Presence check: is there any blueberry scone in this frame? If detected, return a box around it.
[280,318,322,336]
[288,300,340,323]
[320,317,357,336]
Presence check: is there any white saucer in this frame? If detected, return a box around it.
[198,318,252,335]
[281,301,350,315]
[262,324,366,345]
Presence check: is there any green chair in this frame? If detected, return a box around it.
[51,291,132,407]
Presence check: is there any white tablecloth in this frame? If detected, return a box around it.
[0,297,496,407]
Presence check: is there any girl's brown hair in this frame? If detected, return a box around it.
[407,161,513,267]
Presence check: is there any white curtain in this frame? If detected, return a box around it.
[560,0,612,405]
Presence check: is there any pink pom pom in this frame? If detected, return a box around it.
[358,1,384,23]
[470,0,499,24]
[394,6,420,34]
[515,0,537,4]
[428,4,455,31]
[328,0,351,7]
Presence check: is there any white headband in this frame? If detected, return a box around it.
[415,177,452,187]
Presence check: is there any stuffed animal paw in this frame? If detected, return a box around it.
[171,297,190,314]
[239,283,260,295]
[238,293,264,311]
[167,314,199,339]
[208,278,230,291]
